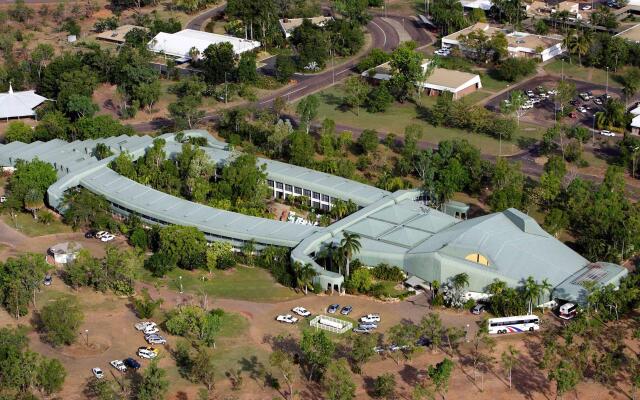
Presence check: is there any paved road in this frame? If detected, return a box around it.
[185,2,226,30]
[132,13,426,131]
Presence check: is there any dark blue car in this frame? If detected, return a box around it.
[340,305,353,315]
[327,304,340,314]
[124,358,140,370]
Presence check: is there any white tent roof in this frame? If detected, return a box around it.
[460,0,493,10]
[147,29,261,59]
[0,84,47,119]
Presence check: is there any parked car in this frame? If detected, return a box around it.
[577,106,587,113]
[373,346,386,354]
[292,307,311,317]
[92,367,104,379]
[388,344,409,352]
[548,89,558,96]
[124,358,141,369]
[0,196,6,203]
[594,97,603,106]
[145,335,167,345]
[471,303,485,315]
[95,231,108,239]
[135,321,156,331]
[101,234,115,242]
[143,325,160,335]
[85,230,96,239]
[340,305,353,315]
[359,323,378,330]
[327,304,340,314]
[276,314,298,324]
[360,314,381,323]
[416,337,432,347]
[137,348,157,359]
[110,360,127,372]
[601,130,616,137]
[526,90,535,97]
[581,4,592,9]
[44,274,52,286]
[353,327,372,334]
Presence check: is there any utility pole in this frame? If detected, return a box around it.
[606,66,609,95]
[224,72,228,104]
[330,49,335,85]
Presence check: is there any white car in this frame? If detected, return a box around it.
[292,307,311,317]
[548,89,558,96]
[92,367,104,379]
[110,360,127,372]
[360,314,381,323]
[137,348,157,359]
[389,344,409,352]
[276,314,298,324]
[526,90,535,97]
[145,335,167,345]
[373,346,386,354]
[135,321,156,331]
[95,231,108,239]
[600,130,616,137]
[143,326,160,335]
[101,234,115,242]
[520,103,533,110]
[582,4,592,9]
[577,106,587,113]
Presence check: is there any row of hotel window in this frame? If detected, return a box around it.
[267,180,334,211]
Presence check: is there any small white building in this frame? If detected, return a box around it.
[148,29,260,61]
[278,16,333,38]
[48,242,82,264]
[0,84,48,120]
[363,60,482,99]
[630,105,640,135]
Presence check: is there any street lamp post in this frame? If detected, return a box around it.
[179,276,183,294]
[606,66,609,95]
[465,324,470,342]
[84,329,89,346]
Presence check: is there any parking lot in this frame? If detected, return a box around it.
[486,76,624,134]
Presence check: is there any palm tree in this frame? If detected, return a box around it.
[450,272,469,292]
[539,278,553,305]
[566,30,591,66]
[331,199,348,220]
[23,189,44,219]
[297,263,317,294]
[339,232,361,278]
[521,276,542,315]
[595,98,626,130]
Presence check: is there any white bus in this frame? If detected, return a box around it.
[488,315,540,334]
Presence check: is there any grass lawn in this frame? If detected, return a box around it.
[543,60,622,88]
[308,86,543,156]
[217,311,250,338]
[160,266,302,303]
[1,212,72,237]
[479,73,513,92]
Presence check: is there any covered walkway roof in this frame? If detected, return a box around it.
[80,168,321,247]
